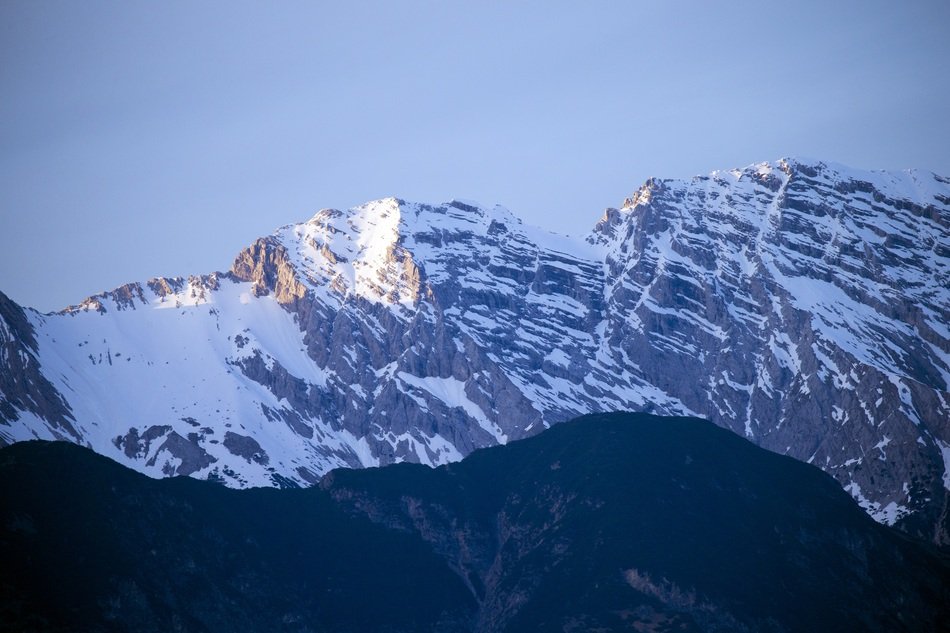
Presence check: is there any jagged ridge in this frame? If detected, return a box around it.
[1,158,948,545]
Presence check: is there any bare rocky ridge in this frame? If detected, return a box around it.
[590,160,950,543]
[0,292,78,441]
[1,158,948,544]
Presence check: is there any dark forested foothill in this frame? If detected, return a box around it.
[2,413,949,632]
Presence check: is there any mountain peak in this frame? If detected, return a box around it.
[3,157,949,547]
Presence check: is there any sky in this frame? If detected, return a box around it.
[1,1,948,312]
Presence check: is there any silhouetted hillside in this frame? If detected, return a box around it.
[2,413,948,632]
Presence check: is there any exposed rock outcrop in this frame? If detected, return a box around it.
[1,159,948,544]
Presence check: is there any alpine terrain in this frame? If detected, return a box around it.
[1,158,948,544]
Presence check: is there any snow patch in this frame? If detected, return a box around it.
[397,372,507,443]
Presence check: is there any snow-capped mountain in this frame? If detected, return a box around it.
[2,158,948,542]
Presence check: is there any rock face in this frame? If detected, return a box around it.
[1,158,948,543]
[0,292,78,442]
[3,414,949,632]
[590,161,950,544]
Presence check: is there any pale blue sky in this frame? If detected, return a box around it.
[2,1,948,312]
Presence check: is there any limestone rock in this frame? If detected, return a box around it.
[1,159,948,544]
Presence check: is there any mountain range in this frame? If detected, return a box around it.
[3,413,949,632]
[1,157,948,545]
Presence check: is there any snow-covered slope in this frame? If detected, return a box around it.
[2,158,948,542]
[591,160,949,534]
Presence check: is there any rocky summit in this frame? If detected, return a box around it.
[1,158,948,544]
